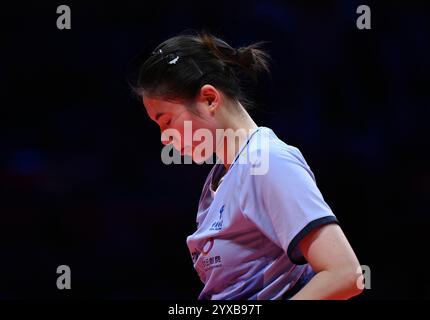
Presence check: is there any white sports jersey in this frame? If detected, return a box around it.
[186,127,338,300]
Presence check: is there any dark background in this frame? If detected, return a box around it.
[1,0,429,299]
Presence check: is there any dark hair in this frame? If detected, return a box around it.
[133,30,271,110]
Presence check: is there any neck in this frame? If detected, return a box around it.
[214,103,258,170]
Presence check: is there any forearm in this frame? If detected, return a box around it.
[289,269,363,300]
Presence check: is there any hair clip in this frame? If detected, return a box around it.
[152,48,163,55]
[167,54,180,65]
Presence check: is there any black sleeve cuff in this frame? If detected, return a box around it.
[287,216,340,265]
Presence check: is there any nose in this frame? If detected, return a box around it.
[160,128,174,146]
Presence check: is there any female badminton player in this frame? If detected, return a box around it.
[134,31,363,300]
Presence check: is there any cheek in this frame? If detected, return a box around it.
[175,114,212,145]
[168,107,217,149]
[190,118,215,146]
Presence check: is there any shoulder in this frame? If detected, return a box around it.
[236,127,312,178]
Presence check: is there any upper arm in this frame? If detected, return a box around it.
[298,223,361,274]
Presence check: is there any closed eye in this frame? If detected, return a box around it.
[155,113,172,127]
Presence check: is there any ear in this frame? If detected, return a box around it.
[198,84,221,114]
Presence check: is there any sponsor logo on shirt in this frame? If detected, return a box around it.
[202,237,214,255]
[202,255,222,271]
[191,251,199,264]
[209,204,224,231]
[191,239,223,271]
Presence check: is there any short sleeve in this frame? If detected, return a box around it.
[239,143,339,265]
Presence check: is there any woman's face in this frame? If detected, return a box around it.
[142,95,218,160]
